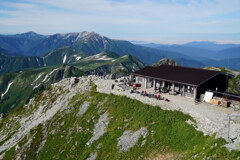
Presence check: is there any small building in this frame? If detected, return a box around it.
[132,65,229,100]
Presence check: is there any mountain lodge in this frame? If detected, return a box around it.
[132,65,230,101]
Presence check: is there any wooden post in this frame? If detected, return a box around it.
[172,83,175,92]
[144,77,147,88]
[162,81,165,88]
[194,87,197,100]
[228,116,230,140]
[182,85,185,96]
[153,79,156,88]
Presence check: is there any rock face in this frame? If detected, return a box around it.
[117,128,148,153]
[152,58,178,67]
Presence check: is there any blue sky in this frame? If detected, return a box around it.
[0,0,239,44]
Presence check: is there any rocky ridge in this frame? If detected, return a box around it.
[0,76,239,159]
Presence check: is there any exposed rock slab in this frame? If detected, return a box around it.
[118,127,148,153]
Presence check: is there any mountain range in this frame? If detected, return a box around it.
[0,31,187,65]
[135,41,240,70]
[1,31,240,71]
[0,51,145,113]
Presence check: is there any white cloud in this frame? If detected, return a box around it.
[0,0,239,43]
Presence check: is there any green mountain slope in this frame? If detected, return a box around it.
[0,48,144,75]
[0,65,85,114]
[0,79,239,159]
[0,53,145,113]
[84,55,145,78]
[0,52,45,74]
[44,46,90,66]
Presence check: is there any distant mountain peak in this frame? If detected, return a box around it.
[22,31,38,35]
[56,31,106,43]
[17,31,38,36]
[185,41,215,45]
[15,31,45,40]
[183,41,240,51]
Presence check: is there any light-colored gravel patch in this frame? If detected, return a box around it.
[77,101,90,117]
[86,152,97,160]
[118,127,148,153]
[87,112,109,146]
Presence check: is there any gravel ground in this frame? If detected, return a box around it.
[93,77,240,151]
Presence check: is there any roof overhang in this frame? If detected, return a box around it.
[132,73,199,87]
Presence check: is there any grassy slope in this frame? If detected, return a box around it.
[44,46,90,66]
[1,85,239,159]
[0,53,45,74]
[228,74,240,95]
[0,67,51,113]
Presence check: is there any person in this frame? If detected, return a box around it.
[165,98,170,102]
[112,84,115,90]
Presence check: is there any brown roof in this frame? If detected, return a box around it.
[132,65,221,86]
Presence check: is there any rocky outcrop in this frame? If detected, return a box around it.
[152,58,178,67]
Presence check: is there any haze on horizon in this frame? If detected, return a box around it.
[0,0,240,44]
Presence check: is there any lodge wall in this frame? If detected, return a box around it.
[198,74,228,94]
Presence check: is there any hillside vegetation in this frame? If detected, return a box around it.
[0,52,145,114]
[0,78,239,159]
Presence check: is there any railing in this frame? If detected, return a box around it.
[208,90,240,101]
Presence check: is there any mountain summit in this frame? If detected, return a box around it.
[15,31,45,40]
[0,31,184,64]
